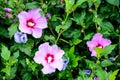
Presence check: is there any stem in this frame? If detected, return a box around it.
[118,36,120,55]
[59,38,69,44]
[55,32,61,44]
[55,13,69,44]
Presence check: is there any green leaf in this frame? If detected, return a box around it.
[2,66,11,76]
[72,39,82,45]
[95,68,107,80]
[102,44,116,56]
[106,0,119,6]
[8,0,16,8]
[99,21,114,33]
[72,57,80,67]
[0,27,9,38]
[18,39,34,56]
[94,47,103,58]
[8,23,18,39]
[72,11,86,25]
[94,44,116,58]
[62,19,72,31]
[13,50,19,58]
[1,44,10,60]
[109,69,119,80]
[76,0,87,7]
[65,0,75,13]
[55,19,72,33]
[85,60,97,69]
[101,60,113,67]
[83,33,94,40]
[63,29,81,39]
[25,2,40,9]
[68,46,75,59]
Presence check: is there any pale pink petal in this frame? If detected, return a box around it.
[28,8,42,19]
[50,59,63,71]
[18,11,29,21]
[38,42,50,51]
[86,41,97,51]
[32,28,42,38]
[41,65,55,74]
[101,39,111,48]
[18,11,32,34]
[33,51,46,64]
[35,16,48,29]
[91,51,97,56]
[19,24,32,34]
[92,33,103,42]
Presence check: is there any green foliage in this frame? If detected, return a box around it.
[0,0,120,79]
[106,0,119,6]
[8,23,18,39]
[1,44,10,61]
[109,69,119,80]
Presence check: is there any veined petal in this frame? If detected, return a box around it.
[19,24,32,34]
[41,65,55,74]
[28,8,42,19]
[50,59,63,71]
[32,28,42,38]
[35,16,48,29]
[33,51,46,64]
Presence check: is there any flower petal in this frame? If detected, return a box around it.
[32,28,42,38]
[92,33,103,42]
[101,39,111,48]
[41,65,55,74]
[28,8,42,19]
[33,51,46,64]
[49,45,64,59]
[50,59,63,71]
[35,16,47,29]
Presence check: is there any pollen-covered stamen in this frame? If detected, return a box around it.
[27,18,35,28]
[45,54,54,63]
[96,44,103,48]
[28,22,35,27]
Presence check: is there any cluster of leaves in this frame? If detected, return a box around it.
[0,0,120,80]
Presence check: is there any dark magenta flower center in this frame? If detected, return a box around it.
[45,54,54,63]
[27,19,35,28]
[96,44,103,48]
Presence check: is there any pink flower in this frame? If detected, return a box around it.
[34,42,65,74]
[86,33,111,56]
[18,8,47,38]
[4,7,12,12]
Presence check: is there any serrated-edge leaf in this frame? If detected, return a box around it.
[8,23,18,39]
[109,69,119,80]
[101,60,113,67]
[1,44,10,60]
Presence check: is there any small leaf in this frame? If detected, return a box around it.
[101,60,113,67]
[8,23,18,39]
[95,68,107,80]
[102,44,116,56]
[99,21,114,33]
[106,0,119,6]
[2,66,11,76]
[25,2,40,9]
[76,0,87,7]
[1,44,10,60]
[94,47,103,58]
[109,69,119,80]
[68,46,75,59]
[84,33,94,40]
[72,39,82,45]
[65,0,75,13]
[13,50,19,58]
